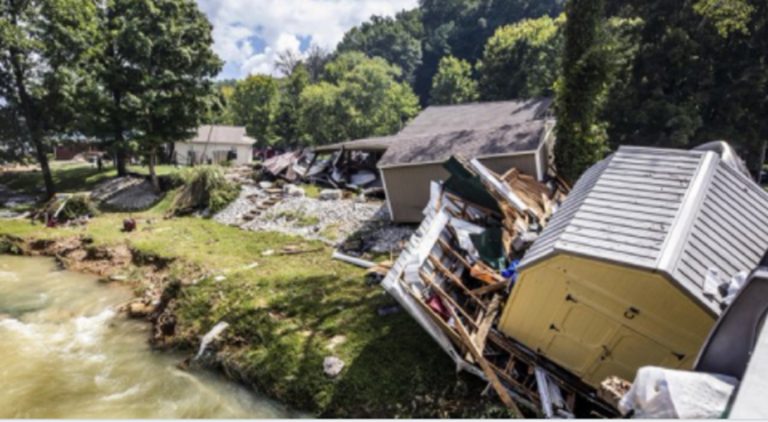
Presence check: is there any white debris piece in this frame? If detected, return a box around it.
[282,184,305,197]
[319,189,343,201]
[619,366,738,418]
[323,356,345,378]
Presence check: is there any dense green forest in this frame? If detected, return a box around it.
[2,0,767,195]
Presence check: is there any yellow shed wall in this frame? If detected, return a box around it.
[498,254,716,387]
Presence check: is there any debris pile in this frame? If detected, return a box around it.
[261,150,383,196]
[0,183,37,218]
[380,156,617,417]
[35,193,99,227]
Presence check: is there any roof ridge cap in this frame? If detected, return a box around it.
[657,150,719,273]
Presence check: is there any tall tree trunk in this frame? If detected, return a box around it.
[757,140,767,183]
[112,89,128,176]
[148,147,160,191]
[9,45,56,199]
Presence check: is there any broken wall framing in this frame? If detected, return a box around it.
[380,158,617,417]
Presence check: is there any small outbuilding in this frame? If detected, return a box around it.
[380,99,554,222]
[498,146,768,388]
[174,125,255,166]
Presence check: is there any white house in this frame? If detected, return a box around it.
[174,125,255,166]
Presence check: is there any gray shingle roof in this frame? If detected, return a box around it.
[521,146,768,316]
[378,119,550,168]
[399,98,553,137]
[186,125,256,146]
[313,135,399,153]
[311,98,553,167]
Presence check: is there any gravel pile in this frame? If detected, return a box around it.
[213,185,267,225]
[214,184,415,254]
[243,195,383,244]
[91,177,162,211]
[0,183,38,218]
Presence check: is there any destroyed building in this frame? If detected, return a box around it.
[379,100,554,223]
[310,98,555,223]
[377,142,768,416]
[498,146,768,388]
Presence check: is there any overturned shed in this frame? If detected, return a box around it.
[499,146,768,389]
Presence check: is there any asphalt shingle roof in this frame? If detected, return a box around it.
[378,98,552,168]
[378,119,549,168]
[187,125,256,146]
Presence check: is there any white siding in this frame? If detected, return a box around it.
[174,142,252,166]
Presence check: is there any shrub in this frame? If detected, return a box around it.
[169,166,239,216]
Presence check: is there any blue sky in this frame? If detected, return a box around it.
[195,0,418,80]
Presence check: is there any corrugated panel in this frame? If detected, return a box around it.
[553,147,702,269]
[671,161,768,314]
[520,156,612,267]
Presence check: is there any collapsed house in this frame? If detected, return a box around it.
[380,144,768,416]
[380,156,614,417]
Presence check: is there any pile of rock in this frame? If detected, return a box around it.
[214,183,415,254]
[0,183,38,218]
[90,177,162,211]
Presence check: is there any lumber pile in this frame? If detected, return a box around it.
[380,156,618,418]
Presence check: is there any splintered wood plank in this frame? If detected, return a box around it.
[428,256,487,310]
[474,294,501,352]
[437,238,472,269]
[419,271,479,329]
[471,281,507,296]
[448,304,523,417]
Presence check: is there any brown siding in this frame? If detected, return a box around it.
[54,145,98,160]
[382,153,539,223]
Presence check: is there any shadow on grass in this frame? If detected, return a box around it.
[176,268,499,417]
[0,165,115,194]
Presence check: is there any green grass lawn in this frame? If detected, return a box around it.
[0,178,498,417]
[0,162,180,195]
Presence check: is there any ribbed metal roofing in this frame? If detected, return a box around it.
[521,146,768,315]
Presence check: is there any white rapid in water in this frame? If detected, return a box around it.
[0,255,298,418]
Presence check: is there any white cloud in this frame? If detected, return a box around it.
[197,0,418,79]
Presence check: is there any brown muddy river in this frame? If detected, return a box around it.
[0,255,297,418]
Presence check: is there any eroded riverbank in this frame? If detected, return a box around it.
[0,255,298,418]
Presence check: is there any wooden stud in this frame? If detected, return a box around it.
[428,256,487,310]
[447,304,524,417]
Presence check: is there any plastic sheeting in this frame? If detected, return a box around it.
[619,366,738,418]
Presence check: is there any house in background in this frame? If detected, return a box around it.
[174,125,255,166]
